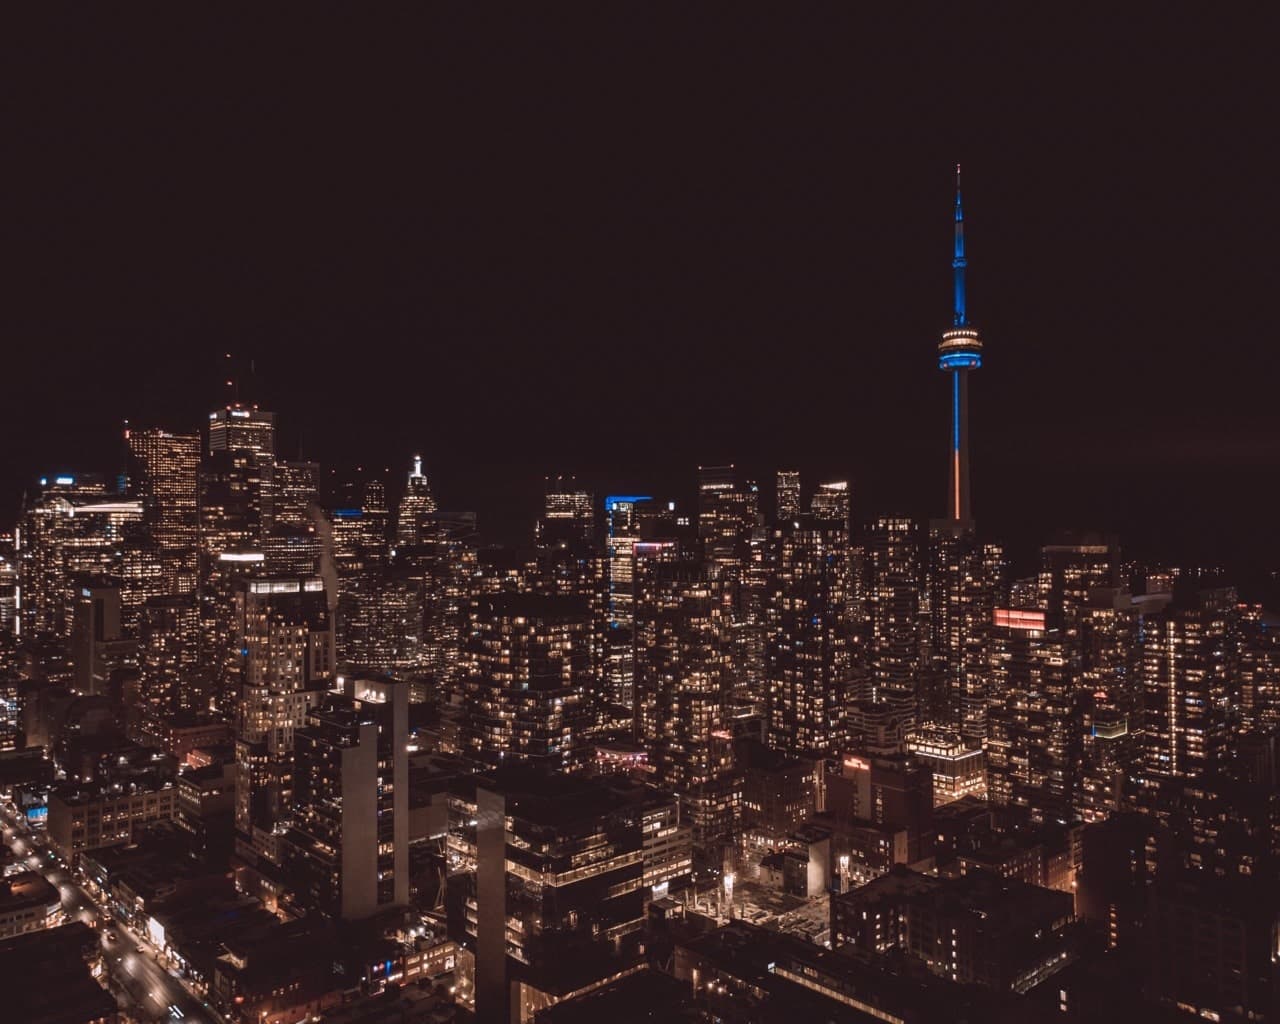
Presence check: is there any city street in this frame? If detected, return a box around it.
[1,808,218,1024]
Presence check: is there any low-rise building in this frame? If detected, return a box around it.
[47,778,177,860]
[0,870,63,938]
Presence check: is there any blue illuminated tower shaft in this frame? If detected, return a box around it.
[937,164,982,524]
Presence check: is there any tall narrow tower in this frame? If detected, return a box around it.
[938,165,983,523]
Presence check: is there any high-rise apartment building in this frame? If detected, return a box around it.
[233,576,335,882]
[1140,585,1233,780]
[764,514,853,756]
[284,674,409,919]
[867,516,923,702]
[633,549,737,857]
[927,524,1003,743]
[461,593,592,770]
[986,608,1078,824]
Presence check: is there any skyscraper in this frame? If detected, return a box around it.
[937,165,983,524]
[765,514,854,756]
[775,471,801,521]
[126,427,200,595]
[867,516,922,701]
[395,454,438,548]
[207,404,275,459]
[233,575,335,886]
[283,674,409,919]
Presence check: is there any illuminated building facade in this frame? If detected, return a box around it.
[395,454,438,548]
[284,674,409,919]
[866,516,922,700]
[126,427,199,595]
[927,523,1003,743]
[207,404,275,459]
[775,470,800,520]
[906,725,986,805]
[809,480,850,525]
[1237,604,1280,733]
[986,608,1078,824]
[460,593,592,770]
[633,549,738,856]
[764,514,853,756]
[697,465,764,706]
[17,477,142,639]
[233,576,334,873]
[603,495,652,709]
[1140,585,1233,780]
[137,594,203,718]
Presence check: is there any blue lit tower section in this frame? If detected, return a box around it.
[938,165,983,524]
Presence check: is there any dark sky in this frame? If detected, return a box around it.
[8,9,1279,575]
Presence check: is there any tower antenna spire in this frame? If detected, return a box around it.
[953,163,967,327]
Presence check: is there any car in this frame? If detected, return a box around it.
[107,931,118,941]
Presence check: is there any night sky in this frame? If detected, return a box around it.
[9,10,1279,576]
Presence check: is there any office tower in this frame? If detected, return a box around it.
[395,454,438,547]
[207,404,275,459]
[70,584,131,695]
[810,480,850,526]
[535,479,601,683]
[460,593,592,769]
[1037,533,1120,635]
[697,465,760,577]
[927,524,1003,743]
[233,576,335,880]
[126,427,199,595]
[202,548,264,714]
[603,496,652,708]
[937,165,983,524]
[198,448,266,675]
[764,514,853,756]
[414,512,478,690]
[264,459,318,530]
[986,608,1079,824]
[775,470,801,520]
[17,477,143,639]
[284,674,409,919]
[537,475,594,546]
[866,516,922,700]
[633,549,738,858]
[1140,585,1233,780]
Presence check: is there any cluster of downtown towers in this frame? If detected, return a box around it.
[5,180,1270,924]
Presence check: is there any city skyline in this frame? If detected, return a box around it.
[4,12,1278,1024]
[8,10,1278,575]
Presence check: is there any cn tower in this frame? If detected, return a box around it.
[937,164,983,523]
